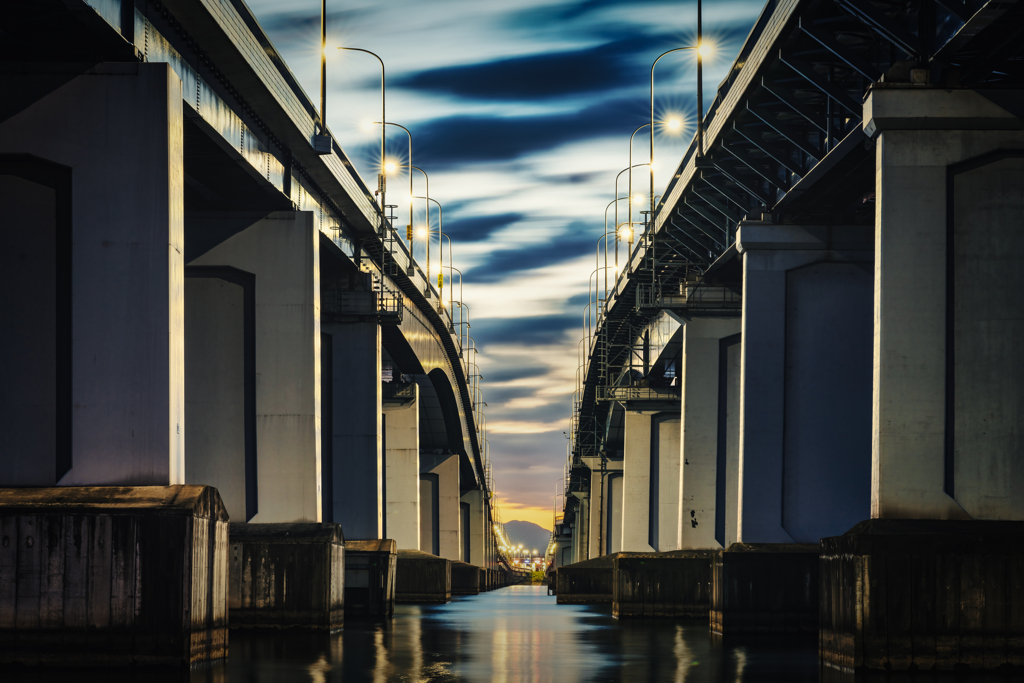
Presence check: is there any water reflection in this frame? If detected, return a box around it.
[6,585,1018,682]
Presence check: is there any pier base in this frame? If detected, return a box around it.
[613,551,714,618]
[228,523,344,630]
[820,520,1024,672]
[711,543,818,634]
[556,555,614,604]
[395,550,451,603]
[452,561,482,595]
[343,539,396,619]
[0,486,228,666]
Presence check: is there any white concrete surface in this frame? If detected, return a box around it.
[0,63,184,485]
[419,453,460,559]
[385,389,420,550]
[866,86,1024,521]
[652,415,681,551]
[585,459,623,557]
[678,318,741,550]
[620,411,655,552]
[461,489,485,566]
[191,212,321,523]
[184,275,248,520]
[737,224,873,543]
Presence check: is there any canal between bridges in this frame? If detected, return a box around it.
[196,585,818,683]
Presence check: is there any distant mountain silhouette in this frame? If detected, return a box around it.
[503,520,551,555]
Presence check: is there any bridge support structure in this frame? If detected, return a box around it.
[188,212,348,629]
[584,457,623,557]
[619,411,681,553]
[821,85,1024,673]
[678,317,741,551]
[711,220,874,635]
[323,320,383,540]
[419,453,460,561]
[460,489,486,567]
[384,386,420,551]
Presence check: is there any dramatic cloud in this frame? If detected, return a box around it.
[393,38,653,101]
[247,0,766,528]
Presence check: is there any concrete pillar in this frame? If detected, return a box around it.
[736,223,873,543]
[189,212,321,523]
[420,453,460,560]
[184,272,253,522]
[323,321,382,538]
[865,86,1024,521]
[0,63,184,487]
[651,415,681,551]
[461,488,486,566]
[384,388,419,550]
[585,459,623,557]
[818,87,1024,674]
[620,412,654,552]
[570,493,589,562]
[678,318,741,550]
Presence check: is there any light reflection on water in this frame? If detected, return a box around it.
[15,585,1014,682]
[211,584,817,683]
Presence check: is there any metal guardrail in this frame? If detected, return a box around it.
[596,385,681,403]
[635,282,741,311]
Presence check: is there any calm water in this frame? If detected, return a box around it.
[211,584,818,683]
[12,585,1016,682]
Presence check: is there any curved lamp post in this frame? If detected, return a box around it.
[649,1,711,225]
[414,195,443,300]
[377,121,413,253]
[337,47,386,220]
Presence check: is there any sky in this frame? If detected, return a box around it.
[247,0,765,529]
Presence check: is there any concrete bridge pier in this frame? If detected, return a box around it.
[419,452,460,561]
[322,320,383,540]
[712,221,874,635]
[584,457,623,557]
[384,386,420,551]
[188,211,344,630]
[460,488,485,566]
[821,86,1024,673]
[570,491,590,563]
[0,64,229,664]
[619,411,681,553]
[678,318,741,552]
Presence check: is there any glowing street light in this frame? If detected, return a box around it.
[376,121,414,258]
[648,0,714,223]
[337,46,386,221]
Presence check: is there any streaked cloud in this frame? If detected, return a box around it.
[248,0,765,527]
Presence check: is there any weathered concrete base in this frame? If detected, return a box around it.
[556,555,615,604]
[451,561,481,595]
[613,550,715,618]
[0,486,228,666]
[228,523,344,630]
[711,543,818,634]
[821,520,1024,673]
[343,539,396,618]
[395,550,450,603]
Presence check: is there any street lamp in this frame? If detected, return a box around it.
[649,0,713,225]
[337,47,386,219]
[313,0,331,153]
[614,163,648,270]
[376,122,413,256]
[414,195,445,301]
[629,121,680,243]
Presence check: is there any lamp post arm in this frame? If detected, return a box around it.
[409,166,429,279]
[650,46,696,223]
[338,47,386,215]
[378,121,413,249]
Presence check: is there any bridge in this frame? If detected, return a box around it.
[557,0,1024,673]
[0,0,514,665]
